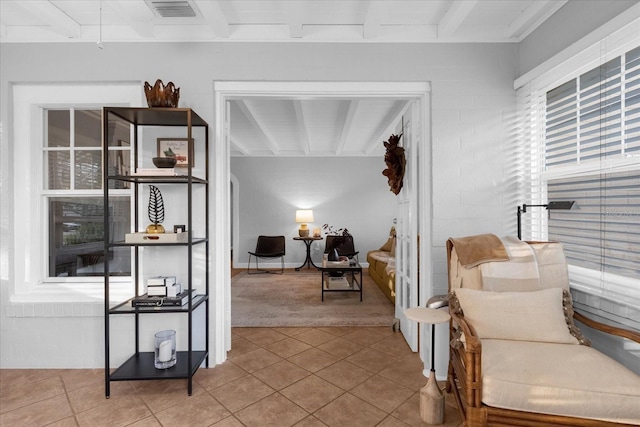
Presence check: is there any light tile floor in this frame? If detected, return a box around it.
[0,326,462,426]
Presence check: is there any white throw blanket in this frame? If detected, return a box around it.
[479,236,541,291]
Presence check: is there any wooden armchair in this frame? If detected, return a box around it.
[445,234,640,426]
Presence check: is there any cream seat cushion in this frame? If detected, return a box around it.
[482,339,640,425]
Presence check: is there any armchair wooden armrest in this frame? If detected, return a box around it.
[573,311,640,344]
[448,309,485,421]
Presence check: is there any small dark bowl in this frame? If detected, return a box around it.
[152,157,177,168]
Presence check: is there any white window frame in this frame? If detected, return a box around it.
[516,17,640,317]
[11,83,141,303]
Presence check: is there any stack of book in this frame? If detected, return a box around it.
[146,276,180,296]
[325,276,352,289]
[132,168,179,176]
[132,289,195,307]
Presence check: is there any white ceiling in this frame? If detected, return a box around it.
[0,0,568,156]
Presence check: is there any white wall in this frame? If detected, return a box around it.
[232,157,396,269]
[1,41,518,368]
[518,0,638,78]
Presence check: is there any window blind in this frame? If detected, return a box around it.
[625,46,640,155]
[547,170,640,279]
[543,46,640,283]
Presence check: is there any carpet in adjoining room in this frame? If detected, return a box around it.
[231,269,395,327]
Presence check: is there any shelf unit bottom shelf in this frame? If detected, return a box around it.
[109,351,207,381]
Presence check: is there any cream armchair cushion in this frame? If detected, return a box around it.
[454,288,578,344]
[482,339,640,424]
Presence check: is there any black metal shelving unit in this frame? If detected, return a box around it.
[102,107,209,398]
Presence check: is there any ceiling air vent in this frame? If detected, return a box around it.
[145,0,198,18]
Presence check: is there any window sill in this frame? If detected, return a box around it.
[569,265,640,331]
[7,280,133,317]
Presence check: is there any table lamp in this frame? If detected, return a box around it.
[295,209,314,237]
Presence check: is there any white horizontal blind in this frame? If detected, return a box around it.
[547,171,640,278]
[625,46,640,155]
[579,57,622,162]
[516,83,547,240]
[545,80,577,167]
[544,46,640,282]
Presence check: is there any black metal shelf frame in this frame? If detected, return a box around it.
[102,107,210,398]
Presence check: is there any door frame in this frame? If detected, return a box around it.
[212,81,432,364]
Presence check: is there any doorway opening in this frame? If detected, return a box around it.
[213,82,431,364]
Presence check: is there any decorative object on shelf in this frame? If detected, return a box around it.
[144,79,180,108]
[157,138,191,168]
[152,156,177,168]
[313,227,322,238]
[125,232,188,243]
[382,133,406,195]
[146,185,166,234]
[154,330,177,369]
[174,224,186,233]
[295,209,314,237]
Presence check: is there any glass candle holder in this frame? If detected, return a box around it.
[154,330,177,369]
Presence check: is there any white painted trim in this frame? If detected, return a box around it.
[213,81,432,366]
[230,173,240,261]
[569,265,640,312]
[10,82,142,304]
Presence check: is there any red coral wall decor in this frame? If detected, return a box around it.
[382,133,406,195]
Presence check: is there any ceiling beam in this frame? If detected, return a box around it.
[285,0,304,38]
[229,135,250,155]
[236,100,280,155]
[13,0,81,38]
[195,0,229,38]
[437,0,478,38]
[506,0,567,39]
[335,100,360,155]
[365,100,411,155]
[107,0,154,38]
[293,101,311,154]
[363,0,386,39]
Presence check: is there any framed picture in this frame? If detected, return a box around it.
[157,138,192,167]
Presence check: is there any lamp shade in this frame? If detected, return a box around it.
[295,210,314,223]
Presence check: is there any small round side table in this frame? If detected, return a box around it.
[404,307,451,425]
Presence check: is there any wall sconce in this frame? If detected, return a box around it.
[517,201,575,240]
[295,209,314,237]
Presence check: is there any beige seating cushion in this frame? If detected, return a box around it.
[482,339,640,425]
[379,226,396,252]
[529,241,570,290]
[454,288,578,344]
[368,251,393,263]
[479,236,541,291]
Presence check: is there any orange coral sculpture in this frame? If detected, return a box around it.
[382,133,406,195]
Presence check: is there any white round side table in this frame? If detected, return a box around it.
[404,307,451,425]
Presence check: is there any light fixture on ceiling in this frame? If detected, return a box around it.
[516,201,575,240]
[295,209,314,237]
